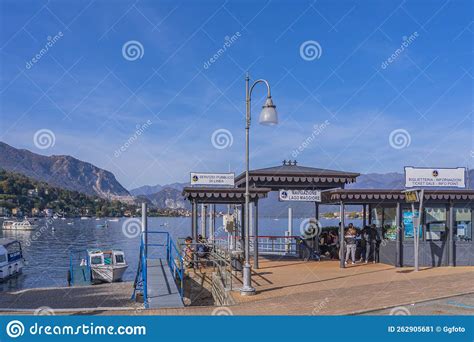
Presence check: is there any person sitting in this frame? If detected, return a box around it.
[183,236,194,268]
[328,230,339,259]
[195,234,210,259]
[319,232,329,256]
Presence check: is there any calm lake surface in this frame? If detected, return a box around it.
[0,216,361,291]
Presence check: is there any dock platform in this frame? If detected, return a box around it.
[147,259,183,309]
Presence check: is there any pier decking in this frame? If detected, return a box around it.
[147,259,183,309]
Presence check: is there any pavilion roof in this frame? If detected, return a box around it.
[235,160,359,189]
[182,187,271,204]
[322,189,474,204]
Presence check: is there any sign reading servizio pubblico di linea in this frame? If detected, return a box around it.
[404,167,466,188]
[190,172,235,186]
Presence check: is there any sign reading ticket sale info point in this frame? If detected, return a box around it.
[190,172,234,186]
[405,167,466,188]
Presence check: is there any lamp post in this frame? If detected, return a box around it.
[241,73,278,295]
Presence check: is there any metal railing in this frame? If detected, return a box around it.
[69,250,91,286]
[251,235,299,255]
[213,235,299,256]
[177,239,234,291]
[132,231,184,308]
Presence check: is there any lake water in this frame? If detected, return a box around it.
[0,216,361,291]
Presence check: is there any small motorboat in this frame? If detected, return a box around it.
[107,218,119,222]
[96,222,108,228]
[87,249,128,283]
[80,216,90,220]
[0,239,24,280]
[2,220,36,230]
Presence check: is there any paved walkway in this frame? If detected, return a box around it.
[137,259,474,315]
[1,259,473,315]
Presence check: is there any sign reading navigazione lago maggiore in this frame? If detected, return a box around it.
[190,172,235,186]
[404,167,466,188]
[279,189,321,202]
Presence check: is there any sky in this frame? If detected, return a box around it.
[0,0,472,190]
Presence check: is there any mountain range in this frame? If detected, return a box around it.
[0,142,132,201]
[1,141,472,215]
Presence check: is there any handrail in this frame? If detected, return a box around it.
[138,230,184,306]
[141,240,148,308]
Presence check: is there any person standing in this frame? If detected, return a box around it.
[344,226,357,265]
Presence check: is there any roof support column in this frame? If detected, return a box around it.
[315,202,320,255]
[339,201,345,268]
[192,200,198,241]
[396,202,402,267]
[200,204,207,238]
[209,204,215,242]
[448,201,454,266]
[362,204,367,227]
[368,204,372,226]
[253,200,259,269]
[240,205,245,251]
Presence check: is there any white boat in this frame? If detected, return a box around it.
[0,239,24,280]
[87,249,128,283]
[80,217,90,220]
[107,218,119,222]
[2,220,36,230]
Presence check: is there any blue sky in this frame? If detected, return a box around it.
[0,0,472,189]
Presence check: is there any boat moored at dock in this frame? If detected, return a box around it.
[88,249,128,283]
[0,239,24,280]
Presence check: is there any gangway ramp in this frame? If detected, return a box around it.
[132,231,185,309]
[147,258,184,308]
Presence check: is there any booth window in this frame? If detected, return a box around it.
[402,208,417,240]
[370,206,383,238]
[382,207,397,240]
[454,207,472,241]
[424,207,447,241]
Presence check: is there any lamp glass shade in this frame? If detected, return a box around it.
[259,97,278,125]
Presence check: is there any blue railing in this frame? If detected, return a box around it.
[133,230,184,308]
[69,250,91,286]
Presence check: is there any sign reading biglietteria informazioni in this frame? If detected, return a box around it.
[279,189,321,202]
[404,167,466,188]
[190,172,234,186]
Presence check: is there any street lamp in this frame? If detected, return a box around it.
[241,73,278,295]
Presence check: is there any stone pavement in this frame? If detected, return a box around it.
[1,258,473,315]
[132,258,474,316]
